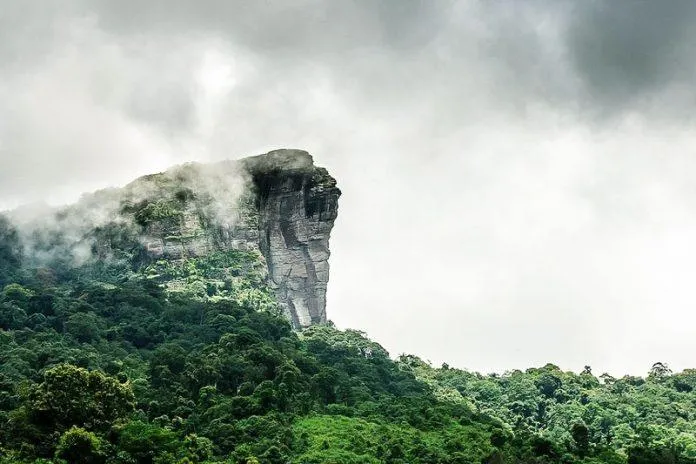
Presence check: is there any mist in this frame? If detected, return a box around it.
[3,0,696,376]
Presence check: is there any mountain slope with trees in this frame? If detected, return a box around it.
[0,239,695,464]
[1,158,696,464]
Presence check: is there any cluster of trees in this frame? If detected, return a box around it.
[0,264,501,463]
[1,230,696,462]
[404,357,696,463]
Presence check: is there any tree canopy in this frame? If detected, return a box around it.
[0,236,694,463]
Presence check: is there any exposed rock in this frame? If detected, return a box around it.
[9,149,341,328]
[244,149,340,327]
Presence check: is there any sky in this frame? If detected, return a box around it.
[3,0,696,376]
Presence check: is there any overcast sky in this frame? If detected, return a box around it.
[3,1,696,376]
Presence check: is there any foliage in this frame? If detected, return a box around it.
[0,216,22,287]
[130,199,184,227]
[54,427,107,464]
[0,225,696,463]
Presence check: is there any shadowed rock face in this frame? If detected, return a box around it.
[244,150,340,327]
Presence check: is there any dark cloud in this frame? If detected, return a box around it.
[3,0,696,127]
[88,0,450,53]
[566,1,696,117]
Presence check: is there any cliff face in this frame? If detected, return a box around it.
[245,151,340,327]
[13,149,341,328]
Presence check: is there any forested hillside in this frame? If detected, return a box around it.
[1,223,696,464]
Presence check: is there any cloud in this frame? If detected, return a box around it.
[3,0,696,376]
[565,1,696,116]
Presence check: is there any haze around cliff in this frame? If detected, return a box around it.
[3,1,696,376]
[4,160,251,272]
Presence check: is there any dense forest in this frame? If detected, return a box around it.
[2,214,696,464]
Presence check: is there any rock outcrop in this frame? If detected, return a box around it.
[12,149,341,328]
[244,150,340,327]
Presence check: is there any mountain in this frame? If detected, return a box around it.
[1,152,696,464]
[2,149,341,329]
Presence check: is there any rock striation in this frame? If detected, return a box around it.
[244,150,340,327]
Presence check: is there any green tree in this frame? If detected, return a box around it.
[115,420,180,463]
[26,364,134,432]
[65,312,105,343]
[54,426,106,464]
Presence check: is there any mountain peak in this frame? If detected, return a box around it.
[3,149,341,328]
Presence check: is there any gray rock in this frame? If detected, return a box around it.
[243,149,341,327]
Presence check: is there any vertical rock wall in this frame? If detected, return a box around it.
[244,150,341,327]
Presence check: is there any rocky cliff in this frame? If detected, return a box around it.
[244,150,341,327]
[11,149,341,328]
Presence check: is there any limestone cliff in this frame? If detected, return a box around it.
[244,150,340,327]
[13,149,341,328]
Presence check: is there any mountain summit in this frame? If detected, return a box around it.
[2,149,341,328]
